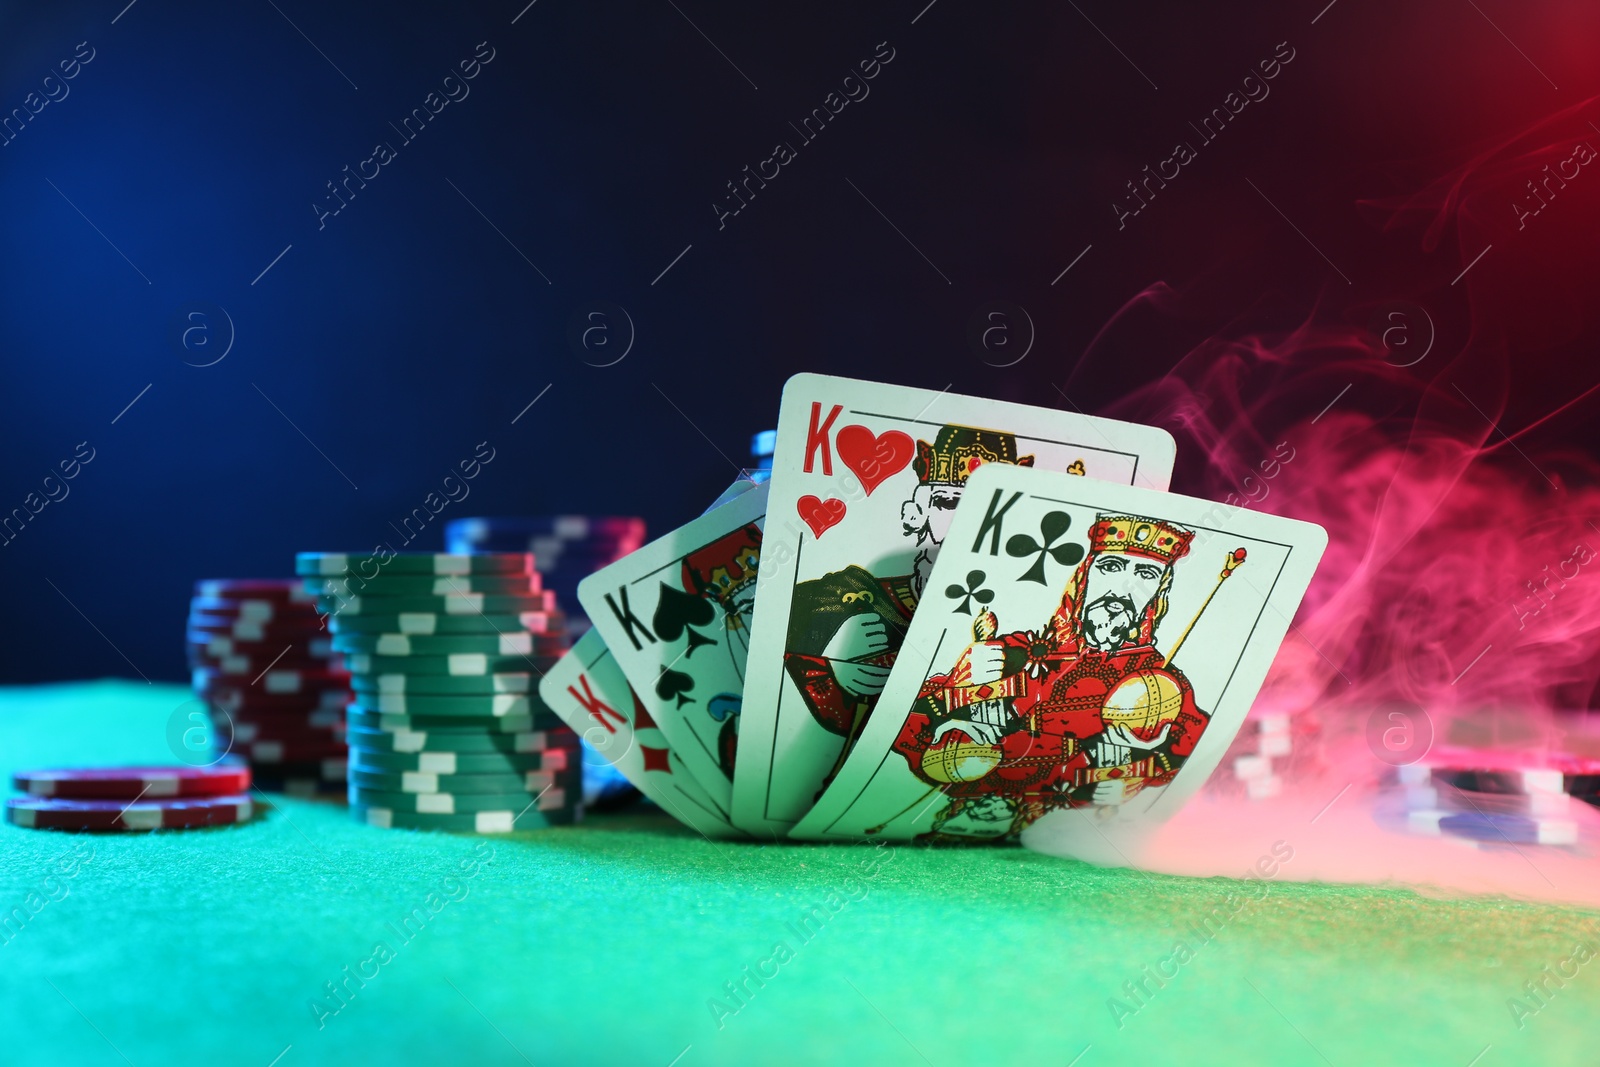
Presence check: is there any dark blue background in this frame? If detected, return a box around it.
[3,0,1595,682]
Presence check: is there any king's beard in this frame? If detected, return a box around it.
[1080,594,1142,651]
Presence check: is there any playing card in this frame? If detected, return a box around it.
[539,629,745,838]
[787,462,1326,842]
[577,484,768,811]
[733,373,1178,835]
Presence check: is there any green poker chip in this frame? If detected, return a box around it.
[348,766,576,795]
[350,747,572,775]
[350,672,534,695]
[350,803,578,833]
[345,708,559,733]
[342,653,557,676]
[328,611,561,636]
[305,573,543,598]
[332,632,547,656]
[296,552,533,577]
[345,726,566,754]
[318,592,557,617]
[347,692,536,716]
[349,786,578,815]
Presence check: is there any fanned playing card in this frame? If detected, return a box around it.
[539,629,744,838]
[733,374,1178,835]
[577,484,768,811]
[788,462,1326,843]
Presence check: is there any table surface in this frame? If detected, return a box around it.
[3,680,1599,1067]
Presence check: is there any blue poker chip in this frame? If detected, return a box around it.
[1378,804,1579,846]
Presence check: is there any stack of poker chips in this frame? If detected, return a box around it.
[444,516,646,637]
[297,551,583,833]
[7,765,254,832]
[187,579,351,796]
[1230,712,1290,801]
[1373,747,1600,847]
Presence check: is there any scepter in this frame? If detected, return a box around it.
[1161,548,1247,669]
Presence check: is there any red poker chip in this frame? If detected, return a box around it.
[192,667,349,695]
[186,653,342,677]
[188,595,319,622]
[6,794,253,832]
[11,764,252,799]
[187,632,335,656]
[201,689,352,717]
[193,579,312,600]
[241,739,350,763]
[219,718,345,744]
[187,614,324,639]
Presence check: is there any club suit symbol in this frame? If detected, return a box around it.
[944,570,994,615]
[1005,510,1083,584]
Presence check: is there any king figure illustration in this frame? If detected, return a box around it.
[885,514,1245,842]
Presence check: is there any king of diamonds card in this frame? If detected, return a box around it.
[732,374,1178,835]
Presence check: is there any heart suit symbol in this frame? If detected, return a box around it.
[797,495,846,538]
[836,425,914,495]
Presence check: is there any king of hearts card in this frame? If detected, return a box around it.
[732,374,1177,835]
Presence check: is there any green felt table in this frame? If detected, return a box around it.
[4,681,1599,1066]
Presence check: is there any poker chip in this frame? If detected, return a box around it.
[348,766,572,795]
[296,552,535,577]
[349,800,575,833]
[345,726,562,754]
[305,573,544,598]
[1394,750,1600,798]
[195,579,319,601]
[350,672,534,695]
[189,595,314,622]
[319,592,558,616]
[244,739,353,763]
[12,765,252,799]
[351,746,571,775]
[349,786,572,814]
[186,651,340,676]
[447,516,645,542]
[6,794,253,832]
[330,632,540,656]
[251,774,347,798]
[1396,783,1574,818]
[345,709,544,733]
[341,653,555,677]
[189,633,336,659]
[189,578,350,782]
[187,615,327,639]
[192,666,349,694]
[307,547,585,833]
[249,757,348,784]
[202,688,352,715]
[349,693,533,716]
[220,717,345,744]
[325,611,560,635]
[1384,807,1580,846]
